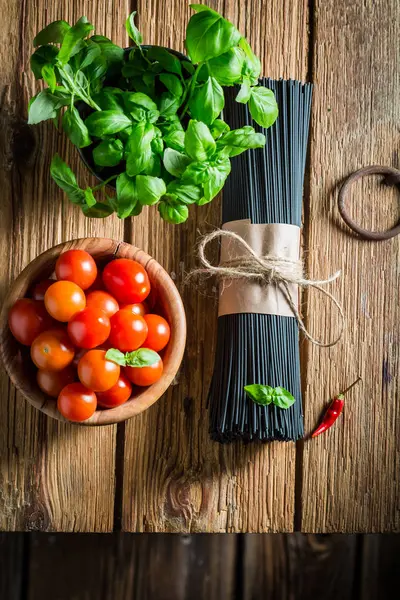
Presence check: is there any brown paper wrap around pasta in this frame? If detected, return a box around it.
[218,219,301,317]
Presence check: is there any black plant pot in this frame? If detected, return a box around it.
[77,46,188,191]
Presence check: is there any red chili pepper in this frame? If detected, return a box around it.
[312,377,362,438]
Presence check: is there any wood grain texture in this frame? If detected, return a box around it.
[121,0,309,532]
[0,1,130,531]
[242,534,357,600]
[301,0,400,531]
[27,533,237,600]
[0,533,25,600]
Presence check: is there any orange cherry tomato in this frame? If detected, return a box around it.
[37,366,76,398]
[119,302,148,317]
[103,258,150,304]
[31,279,55,301]
[109,310,148,352]
[125,357,163,387]
[143,314,170,352]
[31,329,75,371]
[67,307,111,349]
[86,290,119,318]
[96,374,132,408]
[78,349,120,392]
[44,281,86,322]
[8,298,54,346]
[55,249,97,290]
[57,383,97,422]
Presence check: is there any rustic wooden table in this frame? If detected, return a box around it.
[0,0,398,533]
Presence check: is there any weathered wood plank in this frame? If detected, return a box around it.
[242,533,358,599]
[359,534,400,599]
[27,533,237,600]
[0,533,25,600]
[0,1,128,531]
[301,0,400,531]
[121,0,309,532]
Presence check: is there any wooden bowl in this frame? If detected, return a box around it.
[0,238,186,425]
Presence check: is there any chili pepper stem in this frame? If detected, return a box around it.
[339,376,362,397]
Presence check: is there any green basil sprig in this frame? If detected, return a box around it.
[28,5,278,224]
[105,348,161,368]
[244,385,296,410]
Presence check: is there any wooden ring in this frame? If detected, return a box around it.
[338,165,400,241]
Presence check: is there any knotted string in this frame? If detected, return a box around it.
[194,229,345,348]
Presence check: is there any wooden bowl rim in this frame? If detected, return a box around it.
[0,238,186,426]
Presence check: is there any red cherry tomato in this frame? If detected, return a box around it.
[143,314,170,352]
[31,279,55,301]
[31,329,75,371]
[55,249,97,290]
[58,383,97,422]
[102,258,150,304]
[120,302,148,317]
[125,358,163,387]
[37,366,76,398]
[96,374,132,408]
[86,290,119,318]
[45,281,86,322]
[72,347,87,368]
[8,298,54,346]
[109,310,148,352]
[78,349,120,392]
[67,308,111,349]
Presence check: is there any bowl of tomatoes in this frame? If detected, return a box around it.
[0,238,186,425]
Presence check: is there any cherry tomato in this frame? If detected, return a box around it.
[103,258,150,304]
[55,249,97,290]
[8,298,54,346]
[31,329,75,371]
[72,347,87,368]
[37,366,76,398]
[125,358,163,387]
[31,279,55,301]
[120,302,148,317]
[44,281,86,322]
[58,383,97,422]
[67,308,111,349]
[86,271,104,292]
[96,374,132,408]
[86,290,119,318]
[78,349,120,392]
[143,314,170,352]
[109,310,148,352]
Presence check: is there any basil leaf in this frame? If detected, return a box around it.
[84,55,108,84]
[207,47,245,86]
[125,11,143,46]
[151,135,164,155]
[239,37,261,83]
[41,64,57,92]
[244,384,274,406]
[166,181,202,205]
[90,35,124,70]
[146,47,182,75]
[182,61,195,76]
[62,106,91,148]
[78,41,102,69]
[272,387,296,410]
[159,73,183,98]
[218,126,265,157]
[159,92,180,116]
[181,161,209,184]
[202,158,231,202]
[93,89,125,112]
[116,172,139,218]
[164,130,185,151]
[50,154,85,205]
[248,87,279,129]
[82,201,114,218]
[158,197,188,224]
[210,119,230,140]
[235,79,252,104]
[125,122,155,177]
[33,20,71,46]
[185,120,216,161]
[186,6,241,63]
[189,76,224,125]
[28,89,66,125]
[57,18,94,65]
[83,187,97,208]
[105,349,126,366]
[123,92,158,112]
[163,148,191,177]
[85,110,132,136]
[93,138,123,167]
[158,115,184,136]
[125,348,161,367]
[30,45,59,79]
[136,175,166,206]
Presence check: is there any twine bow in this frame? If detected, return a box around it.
[196,229,345,348]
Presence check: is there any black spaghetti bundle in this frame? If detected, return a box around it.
[208,79,312,443]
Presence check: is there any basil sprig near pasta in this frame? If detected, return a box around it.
[28,6,278,223]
